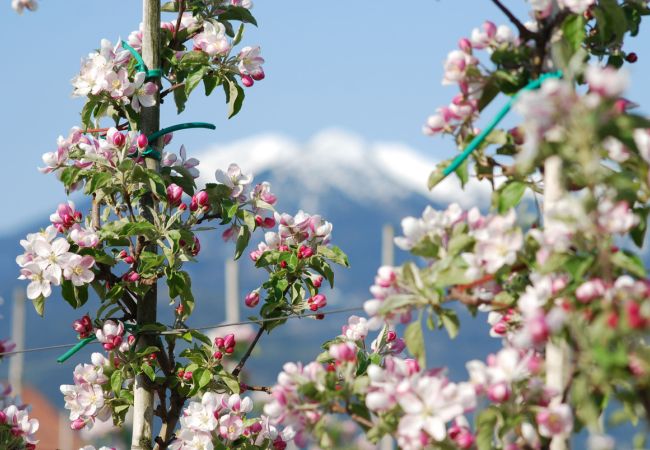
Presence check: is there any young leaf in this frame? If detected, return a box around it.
[497,180,526,213]
[404,319,426,368]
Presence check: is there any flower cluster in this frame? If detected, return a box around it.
[366,356,476,450]
[170,391,294,450]
[71,39,156,112]
[264,361,326,447]
[16,219,96,301]
[60,353,112,430]
[250,210,333,261]
[395,204,523,275]
[423,20,516,137]
[0,383,39,448]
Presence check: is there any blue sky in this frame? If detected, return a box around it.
[1,0,649,234]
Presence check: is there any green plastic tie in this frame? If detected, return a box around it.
[57,336,97,363]
[141,122,217,161]
[120,41,162,80]
[441,71,563,178]
[56,324,139,363]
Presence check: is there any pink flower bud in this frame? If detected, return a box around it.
[492,321,508,335]
[245,291,260,307]
[190,197,198,212]
[251,69,265,81]
[308,294,327,311]
[458,38,472,53]
[223,333,236,349]
[215,337,225,348]
[124,255,135,264]
[311,275,323,288]
[528,315,550,345]
[179,203,187,211]
[484,21,497,38]
[329,342,357,362]
[214,350,223,359]
[183,371,193,381]
[163,133,173,145]
[386,330,397,342]
[0,411,6,423]
[249,421,263,433]
[112,132,126,147]
[241,74,254,87]
[166,183,183,206]
[405,358,420,375]
[297,245,314,259]
[137,134,148,149]
[263,217,276,228]
[126,271,140,282]
[70,418,86,430]
[194,190,209,207]
[575,279,607,303]
[487,382,510,403]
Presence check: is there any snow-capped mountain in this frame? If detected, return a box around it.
[0,129,497,406]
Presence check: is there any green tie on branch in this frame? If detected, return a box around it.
[441,71,563,179]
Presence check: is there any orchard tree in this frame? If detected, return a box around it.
[7,1,650,450]
[10,0,348,449]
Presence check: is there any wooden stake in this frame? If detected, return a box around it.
[131,0,160,448]
[381,224,395,267]
[544,156,570,450]
[225,260,240,322]
[8,289,26,396]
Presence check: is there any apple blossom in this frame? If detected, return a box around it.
[536,403,573,437]
[95,320,125,351]
[238,46,265,80]
[194,21,231,56]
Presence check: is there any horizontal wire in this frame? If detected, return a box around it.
[0,306,364,359]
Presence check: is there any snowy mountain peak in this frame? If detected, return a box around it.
[196,128,493,209]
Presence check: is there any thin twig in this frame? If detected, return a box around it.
[330,403,374,429]
[232,325,265,377]
[491,0,534,40]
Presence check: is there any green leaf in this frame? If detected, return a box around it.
[32,296,45,316]
[85,172,114,194]
[234,226,251,260]
[562,14,586,53]
[317,245,350,267]
[232,24,245,46]
[161,1,178,12]
[141,364,156,382]
[185,66,207,98]
[218,6,258,26]
[121,221,158,239]
[475,408,498,450]
[203,74,220,96]
[611,250,646,278]
[223,77,245,119]
[428,161,451,190]
[404,319,425,367]
[378,295,419,315]
[439,309,460,339]
[111,371,123,393]
[173,85,188,114]
[497,180,526,213]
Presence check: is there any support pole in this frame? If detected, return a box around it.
[8,289,26,396]
[225,260,240,322]
[381,224,395,267]
[132,0,160,448]
[544,156,569,450]
[381,224,395,450]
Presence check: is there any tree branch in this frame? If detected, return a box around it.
[330,403,374,429]
[231,325,265,377]
[491,0,534,41]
